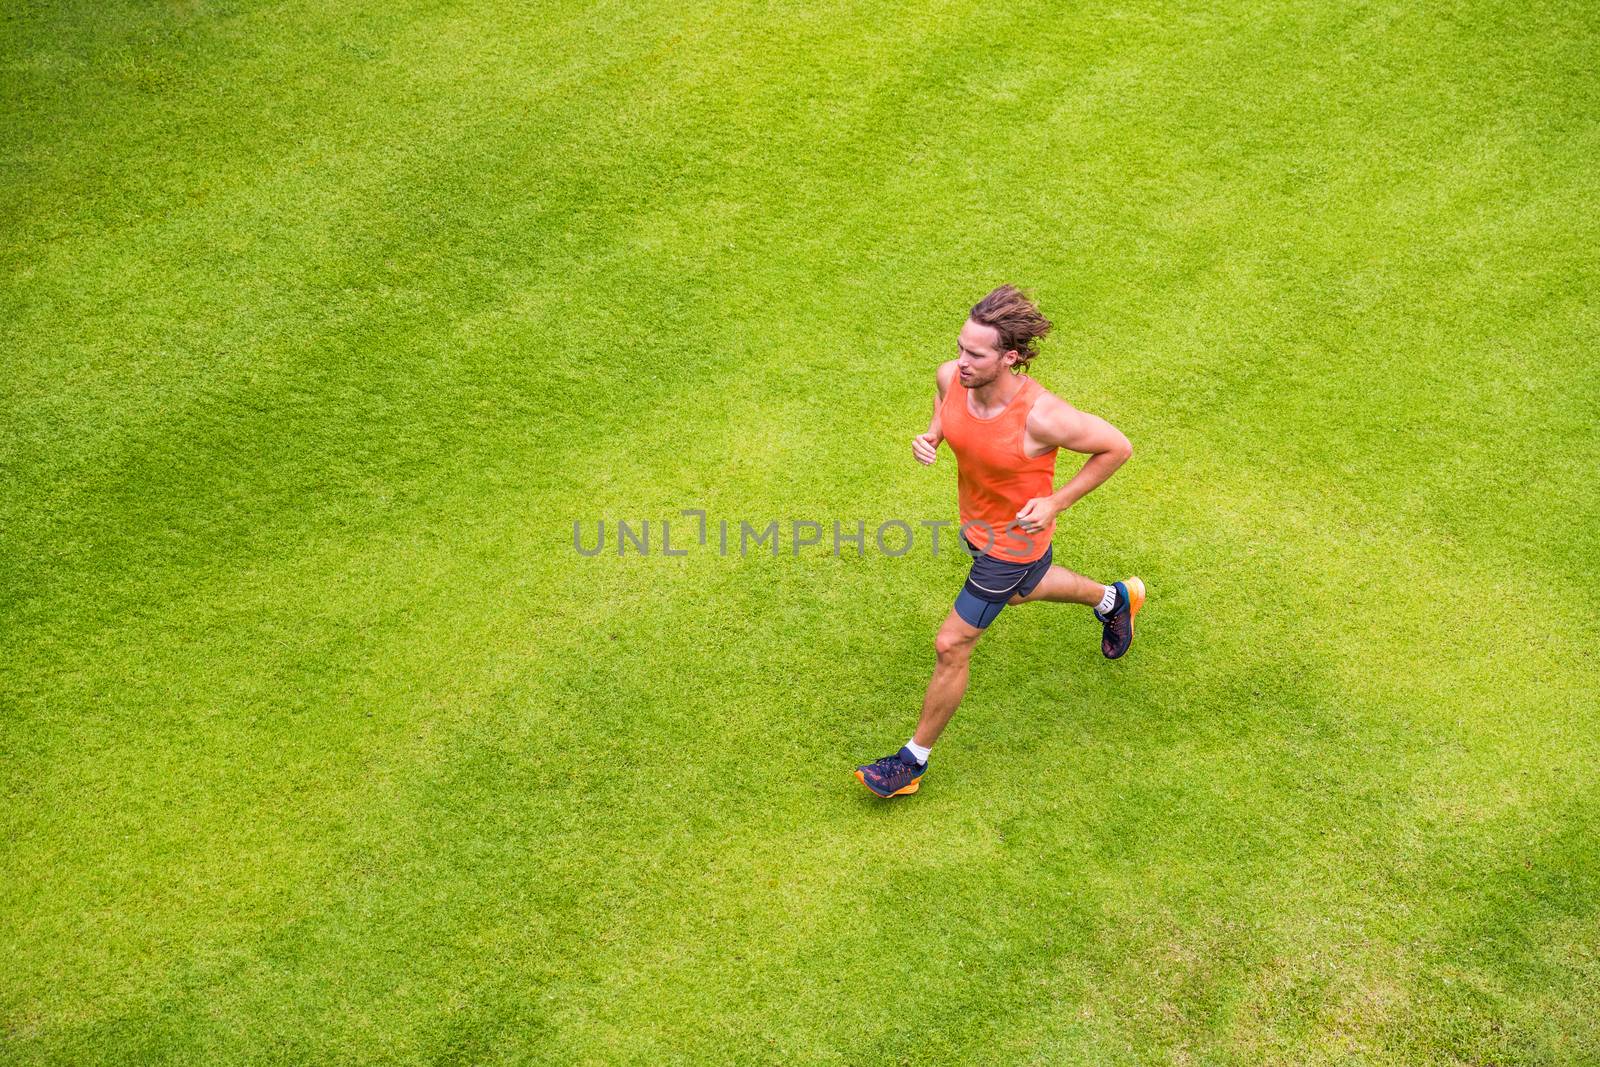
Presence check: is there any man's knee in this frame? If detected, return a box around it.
[934,627,976,663]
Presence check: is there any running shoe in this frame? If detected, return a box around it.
[1095,577,1146,659]
[855,747,926,798]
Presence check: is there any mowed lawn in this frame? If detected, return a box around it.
[3,0,1597,1062]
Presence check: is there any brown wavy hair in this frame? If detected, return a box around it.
[970,284,1052,373]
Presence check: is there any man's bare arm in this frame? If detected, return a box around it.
[913,360,960,466]
[1014,396,1132,530]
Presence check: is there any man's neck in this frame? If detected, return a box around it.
[970,371,1024,410]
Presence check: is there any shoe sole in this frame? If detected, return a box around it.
[1105,576,1146,660]
[854,769,922,797]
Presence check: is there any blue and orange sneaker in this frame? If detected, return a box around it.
[1095,577,1146,659]
[855,747,926,798]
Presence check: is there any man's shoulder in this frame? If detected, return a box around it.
[935,360,959,397]
[1025,381,1079,428]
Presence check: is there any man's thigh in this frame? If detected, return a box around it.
[1009,564,1067,604]
[955,547,1050,628]
[937,606,986,646]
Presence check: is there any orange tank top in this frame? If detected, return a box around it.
[940,374,1058,563]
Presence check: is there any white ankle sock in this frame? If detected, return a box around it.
[1094,584,1117,615]
[904,739,931,765]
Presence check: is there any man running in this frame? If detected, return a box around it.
[855,284,1145,799]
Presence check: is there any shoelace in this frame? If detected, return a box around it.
[868,753,910,780]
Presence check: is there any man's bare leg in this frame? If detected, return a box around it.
[1011,564,1146,661]
[912,567,1107,749]
[912,608,985,748]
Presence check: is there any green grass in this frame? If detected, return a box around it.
[4,0,1598,1062]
